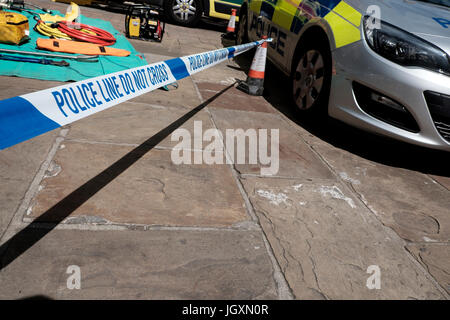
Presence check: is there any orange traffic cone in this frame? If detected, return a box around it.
[237,36,268,96]
[226,9,237,33]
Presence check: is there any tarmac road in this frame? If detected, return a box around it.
[0,0,448,299]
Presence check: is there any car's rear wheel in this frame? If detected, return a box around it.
[236,7,248,45]
[292,40,331,115]
[165,0,202,27]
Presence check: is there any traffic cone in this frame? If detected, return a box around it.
[226,9,237,33]
[237,36,268,96]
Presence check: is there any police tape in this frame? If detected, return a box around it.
[0,39,272,150]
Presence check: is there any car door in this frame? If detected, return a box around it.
[209,0,243,19]
[248,0,331,74]
[248,0,300,73]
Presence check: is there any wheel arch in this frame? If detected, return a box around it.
[289,20,335,75]
[238,0,248,19]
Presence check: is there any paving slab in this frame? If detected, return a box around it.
[0,74,64,239]
[241,176,445,299]
[131,37,182,58]
[0,130,59,239]
[121,77,202,108]
[174,26,225,56]
[0,229,277,299]
[0,76,63,98]
[27,141,248,227]
[65,101,215,148]
[197,82,277,114]
[406,244,450,295]
[209,107,335,179]
[191,54,251,85]
[131,20,226,57]
[144,52,176,64]
[309,143,450,243]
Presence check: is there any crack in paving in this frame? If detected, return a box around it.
[305,238,329,300]
[275,113,450,299]
[426,174,450,192]
[12,220,264,232]
[0,128,69,245]
[191,78,294,300]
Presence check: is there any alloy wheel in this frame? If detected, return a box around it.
[172,0,197,21]
[293,49,325,110]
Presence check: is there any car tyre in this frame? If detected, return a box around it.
[236,7,249,45]
[165,0,203,27]
[291,39,332,117]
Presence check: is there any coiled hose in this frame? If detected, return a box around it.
[57,21,116,46]
[35,21,72,40]
[35,20,116,46]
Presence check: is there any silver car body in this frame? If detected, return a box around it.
[242,0,450,150]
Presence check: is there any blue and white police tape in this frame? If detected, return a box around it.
[0,39,272,150]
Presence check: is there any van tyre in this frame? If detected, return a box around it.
[165,0,203,27]
[291,40,332,116]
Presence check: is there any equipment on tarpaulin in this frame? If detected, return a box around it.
[39,1,79,23]
[34,2,80,40]
[0,47,98,62]
[0,0,51,13]
[0,10,29,44]
[0,53,69,66]
[33,1,116,46]
[36,38,130,57]
[34,19,72,40]
[0,0,17,9]
[56,21,116,46]
[125,4,164,42]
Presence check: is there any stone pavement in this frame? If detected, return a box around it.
[0,0,448,299]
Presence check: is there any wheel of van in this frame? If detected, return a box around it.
[236,7,249,45]
[165,0,203,27]
[291,40,332,116]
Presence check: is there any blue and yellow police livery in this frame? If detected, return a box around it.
[238,0,450,151]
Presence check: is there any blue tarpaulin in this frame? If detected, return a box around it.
[0,9,148,82]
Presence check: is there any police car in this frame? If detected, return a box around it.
[164,0,243,26]
[237,0,450,151]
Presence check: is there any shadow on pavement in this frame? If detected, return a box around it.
[0,83,235,272]
[19,295,53,300]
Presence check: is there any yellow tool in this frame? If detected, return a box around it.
[125,5,164,42]
[39,2,79,23]
[128,16,140,38]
